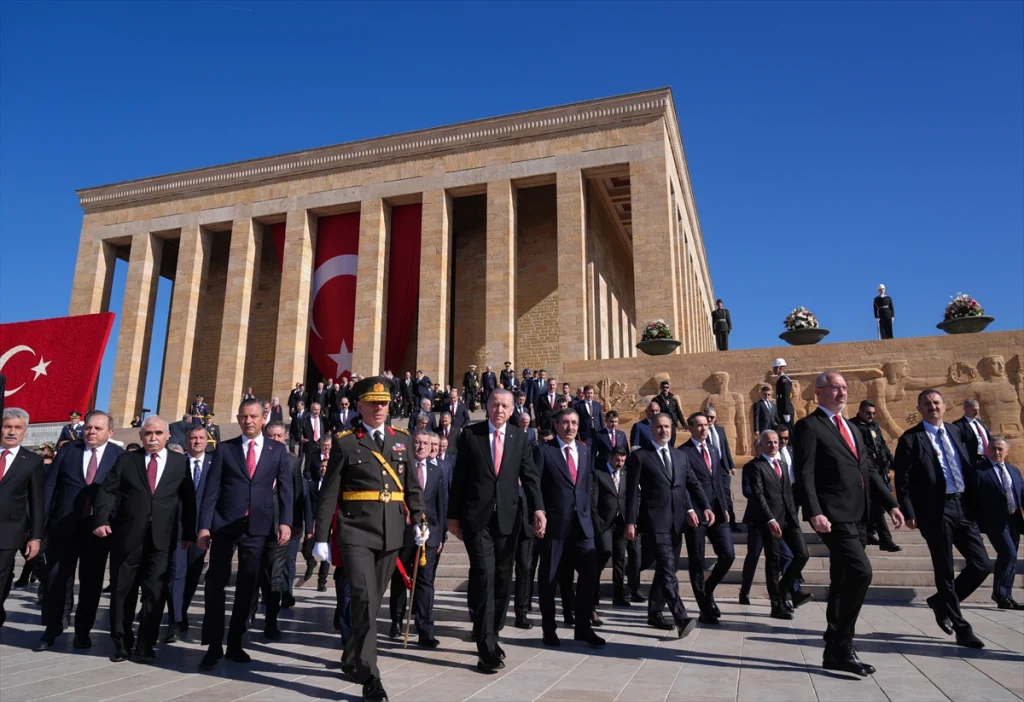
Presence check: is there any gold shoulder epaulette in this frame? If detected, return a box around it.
[392,426,409,435]
[335,429,355,439]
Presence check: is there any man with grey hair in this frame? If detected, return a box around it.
[953,398,991,460]
[0,407,44,629]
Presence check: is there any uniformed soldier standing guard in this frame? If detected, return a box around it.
[463,365,480,411]
[772,359,794,432]
[711,299,732,351]
[57,411,84,448]
[312,376,427,702]
[189,394,209,425]
[204,413,221,450]
[873,284,895,339]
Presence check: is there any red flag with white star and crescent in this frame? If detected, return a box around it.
[0,313,115,423]
[307,213,360,382]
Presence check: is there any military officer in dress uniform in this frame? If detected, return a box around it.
[463,365,480,411]
[711,299,732,351]
[500,362,517,392]
[57,411,84,448]
[189,395,209,425]
[874,284,895,339]
[204,414,221,451]
[312,376,427,702]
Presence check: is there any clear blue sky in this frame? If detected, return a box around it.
[1,1,1022,413]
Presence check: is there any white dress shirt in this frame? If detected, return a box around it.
[922,421,965,493]
[144,448,169,488]
[1,444,22,464]
[363,422,386,445]
[240,433,264,464]
[556,436,579,468]
[188,453,205,483]
[82,442,110,480]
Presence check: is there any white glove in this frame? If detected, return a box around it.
[413,524,430,547]
[313,542,332,564]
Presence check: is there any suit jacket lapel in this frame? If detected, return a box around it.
[818,410,855,458]
[0,451,27,486]
[96,446,119,484]
[551,442,573,485]
[136,453,152,492]
[652,448,672,483]
[479,427,496,477]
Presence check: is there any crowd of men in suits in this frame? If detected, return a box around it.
[0,355,1022,701]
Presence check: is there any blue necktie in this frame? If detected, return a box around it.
[193,458,202,490]
[936,428,964,493]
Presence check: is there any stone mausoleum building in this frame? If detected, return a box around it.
[69,88,715,423]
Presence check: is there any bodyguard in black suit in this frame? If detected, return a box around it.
[795,371,903,677]
[680,412,735,624]
[966,436,1024,609]
[0,408,44,629]
[894,389,991,648]
[198,399,294,668]
[625,413,712,639]
[481,366,498,407]
[535,380,560,435]
[953,399,992,462]
[752,386,776,436]
[743,431,809,619]
[574,388,602,443]
[448,389,544,673]
[37,410,125,650]
[592,445,638,609]
[436,414,461,455]
[533,410,604,647]
[331,400,358,434]
[92,417,197,662]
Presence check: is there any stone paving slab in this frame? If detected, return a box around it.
[1,587,1021,702]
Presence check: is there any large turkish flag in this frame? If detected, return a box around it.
[0,313,115,423]
[308,213,360,382]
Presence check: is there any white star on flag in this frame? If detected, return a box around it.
[328,340,352,378]
[31,357,50,380]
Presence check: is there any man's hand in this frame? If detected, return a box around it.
[625,524,637,541]
[277,525,292,546]
[889,508,905,530]
[687,510,700,528]
[92,525,112,538]
[906,518,917,530]
[306,533,313,540]
[532,511,547,539]
[312,542,331,564]
[448,519,463,541]
[810,514,832,534]
[437,542,444,555]
[181,540,194,549]
[414,523,430,547]
[24,539,40,560]
[703,509,715,527]
[197,529,212,550]
[768,520,783,538]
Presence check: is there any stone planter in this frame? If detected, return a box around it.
[637,338,681,356]
[779,327,830,346]
[936,315,994,335]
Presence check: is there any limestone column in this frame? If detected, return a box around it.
[586,260,597,359]
[630,144,680,347]
[352,199,389,376]
[272,209,317,405]
[484,180,516,368]
[69,236,116,316]
[214,218,262,418]
[109,232,163,425]
[416,190,452,383]
[158,225,210,417]
[556,170,589,367]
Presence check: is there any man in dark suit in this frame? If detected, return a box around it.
[744,430,809,619]
[704,406,738,530]
[954,399,992,463]
[535,378,560,435]
[448,389,544,673]
[399,372,416,417]
[894,388,991,648]
[289,400,307,454]
[521,369,537,412]
[652,381,685,446]
[0,408,44,629]
[773,359,794,431]
[499,362,516,392]
[442,389,471,432]
[197,398,294,669]
[91,416,196,662]
[625,413,712,639]
[533,409,605,648]
[574,386,602,444]
[680,412,736,624]
[389,430,447,647]
[169,414,193,447]
[301,402,328,474]
[463,365,481,410]
[312,382,329,411]
[481,365,498,408]
[415,370,433,404]
[511,391,530,427]
[36,410,125,651]
[873,284,895,339]
[163,425,211,643]
[409,397,437,434]
[711,299,732,351]
[795,371,904,676]
[592,445,635,610]
[436,412,461,455]
[629,402,660,452]
[287,383,305,417]
[331,396,357,433]
[303,440,333,589]
[968,437,1024,609]
[592,410,627,458]
[752,385,776,437]
[519,414,539,448]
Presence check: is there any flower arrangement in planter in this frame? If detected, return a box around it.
[780,307,829,345]
[637,319,680,355]
[938,293,994,334]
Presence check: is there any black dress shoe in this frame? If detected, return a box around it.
[996,597,1024,610]
[770,602,794,620]
[13,575,30,588]
[72,634,92,649]
[782,598,795,613]
[363,675,389,701]
[302,563,315,583]
[738,594,751,606]
[591,616,604,628]
[495,643,506,660]
[879,542,902,552]
[648,614,674,630]
[823,648,867,676]
[110,645,131,663]
[790,591,814,609]
[562,613,575,627]
[264,624,282,640]
[163,626,179,644]
[677,618,697,639]
[866,534,880,546]
[514,616,533,630]
[850,648,876,675]
[542,631,561,647]
[631,592,646,603]
[574,630,606,647]
[317,582,328,592]
[33,637,55,652]
[417,635,439,648]
[388,622,402,639]
[341,662,358,680]
[708,597,721,618]
[955,629,985,649]
[134,644,156,663]
[225,646,252,663]
[612,598,631,608]
[281,593,296,609]
[476,655,504,673]
[927,597,954,635]
[698,612,720,625]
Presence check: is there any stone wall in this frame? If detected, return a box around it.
[450,195,487,384]
[185,233,229,412]
[587,179,635,362]
[243,232,281,402]
[567,330,1024,465]
[515,185,560,373]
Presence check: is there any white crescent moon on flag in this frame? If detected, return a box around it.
[0,344,34,397]
[309,254,358,339]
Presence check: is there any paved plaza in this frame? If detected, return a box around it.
[1,585,1022,702]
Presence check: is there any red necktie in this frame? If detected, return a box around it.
[702,443,712,473]
[247,440,257,479]
[0,450,9,482]
[85,448,99,485]
[610,431,616,447]
[773,458,783,480]
[565,446,577,484]
[834,415,858,458]
[147,453,158,493]
[978,423,989,454]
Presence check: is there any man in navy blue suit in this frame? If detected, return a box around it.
[967,437,1024,610]
[197,398,293,669]
[592,411,627,466]
[625,413,712,639]
[534,408,605,648]
[35,410,124,651]
[629,402,659,452]
[680,412,735,624]
[574,386,602,444]
[163,425,212,643]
